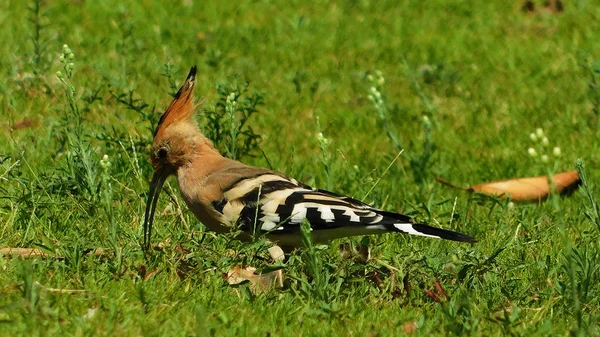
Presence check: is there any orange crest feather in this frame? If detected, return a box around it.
[154,66,197,137]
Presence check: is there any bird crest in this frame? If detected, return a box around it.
[153,65,198,139]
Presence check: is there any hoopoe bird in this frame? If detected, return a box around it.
[143,66,476,252]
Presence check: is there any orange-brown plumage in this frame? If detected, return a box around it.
[154,66,197,139]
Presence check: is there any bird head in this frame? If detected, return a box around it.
[143,66,202,250]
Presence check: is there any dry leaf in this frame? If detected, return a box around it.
[434,282,449,300]
[268,245,285,263]
[436,170,580,201]
[0,247,111,259]
[402,321,418,334]
[424,289,442,303]
[12,119,37,130]
[424,282,450,304]
[34,281,85,294]
[137,264,159,281]
[0,248,49,257]
[224,265,284,293]
[143,269,159,281]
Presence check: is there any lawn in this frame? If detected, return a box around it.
[1,0,600,335]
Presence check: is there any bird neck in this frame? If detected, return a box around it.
[176,137,228,183]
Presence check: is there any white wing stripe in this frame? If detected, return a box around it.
[291,204,308,223]
[317,205,335,222]
[222,200,245,224]
[343,208,361,222]
[224,174,290,200]
[260,214,281,231]
[393,223,439,238]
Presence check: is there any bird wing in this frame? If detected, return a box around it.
[212,170,475,243]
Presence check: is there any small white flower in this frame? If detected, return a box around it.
[541,154,549,163]
[528,148,537,157]
[367,74,374,82]
[422,115,431,128]
[541,137,549,146]
[317,132,329,146]
[370,86,378,94]
[507,201,515,209]
[529,133,537,142]
[100,154,111,169]
[536,128,544,138]
[553,147,561,157]
[353,165,359,171]
[377,76,385,85]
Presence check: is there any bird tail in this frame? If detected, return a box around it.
[376,210,476,243]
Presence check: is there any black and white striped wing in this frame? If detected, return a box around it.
[216,173,475,243]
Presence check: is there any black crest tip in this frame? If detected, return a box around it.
[187,65,197,80]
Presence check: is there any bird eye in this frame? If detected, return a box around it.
[157,148,168,159]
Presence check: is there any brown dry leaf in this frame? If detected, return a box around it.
[136,264,159,281]
[424,289,442,303]
[0,247,112,259]
[434,282,450,300]
[403,321,418,334]
[436,170,580,201]
[12,119,37,130]
[0,248,50,257]
[224,265,284,293]
[143,269,159,281]
[34,281,85,294]
[424,282,451,304]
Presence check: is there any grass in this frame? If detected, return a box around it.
[1,0,600,335]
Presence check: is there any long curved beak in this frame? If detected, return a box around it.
[143,170,168,250]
